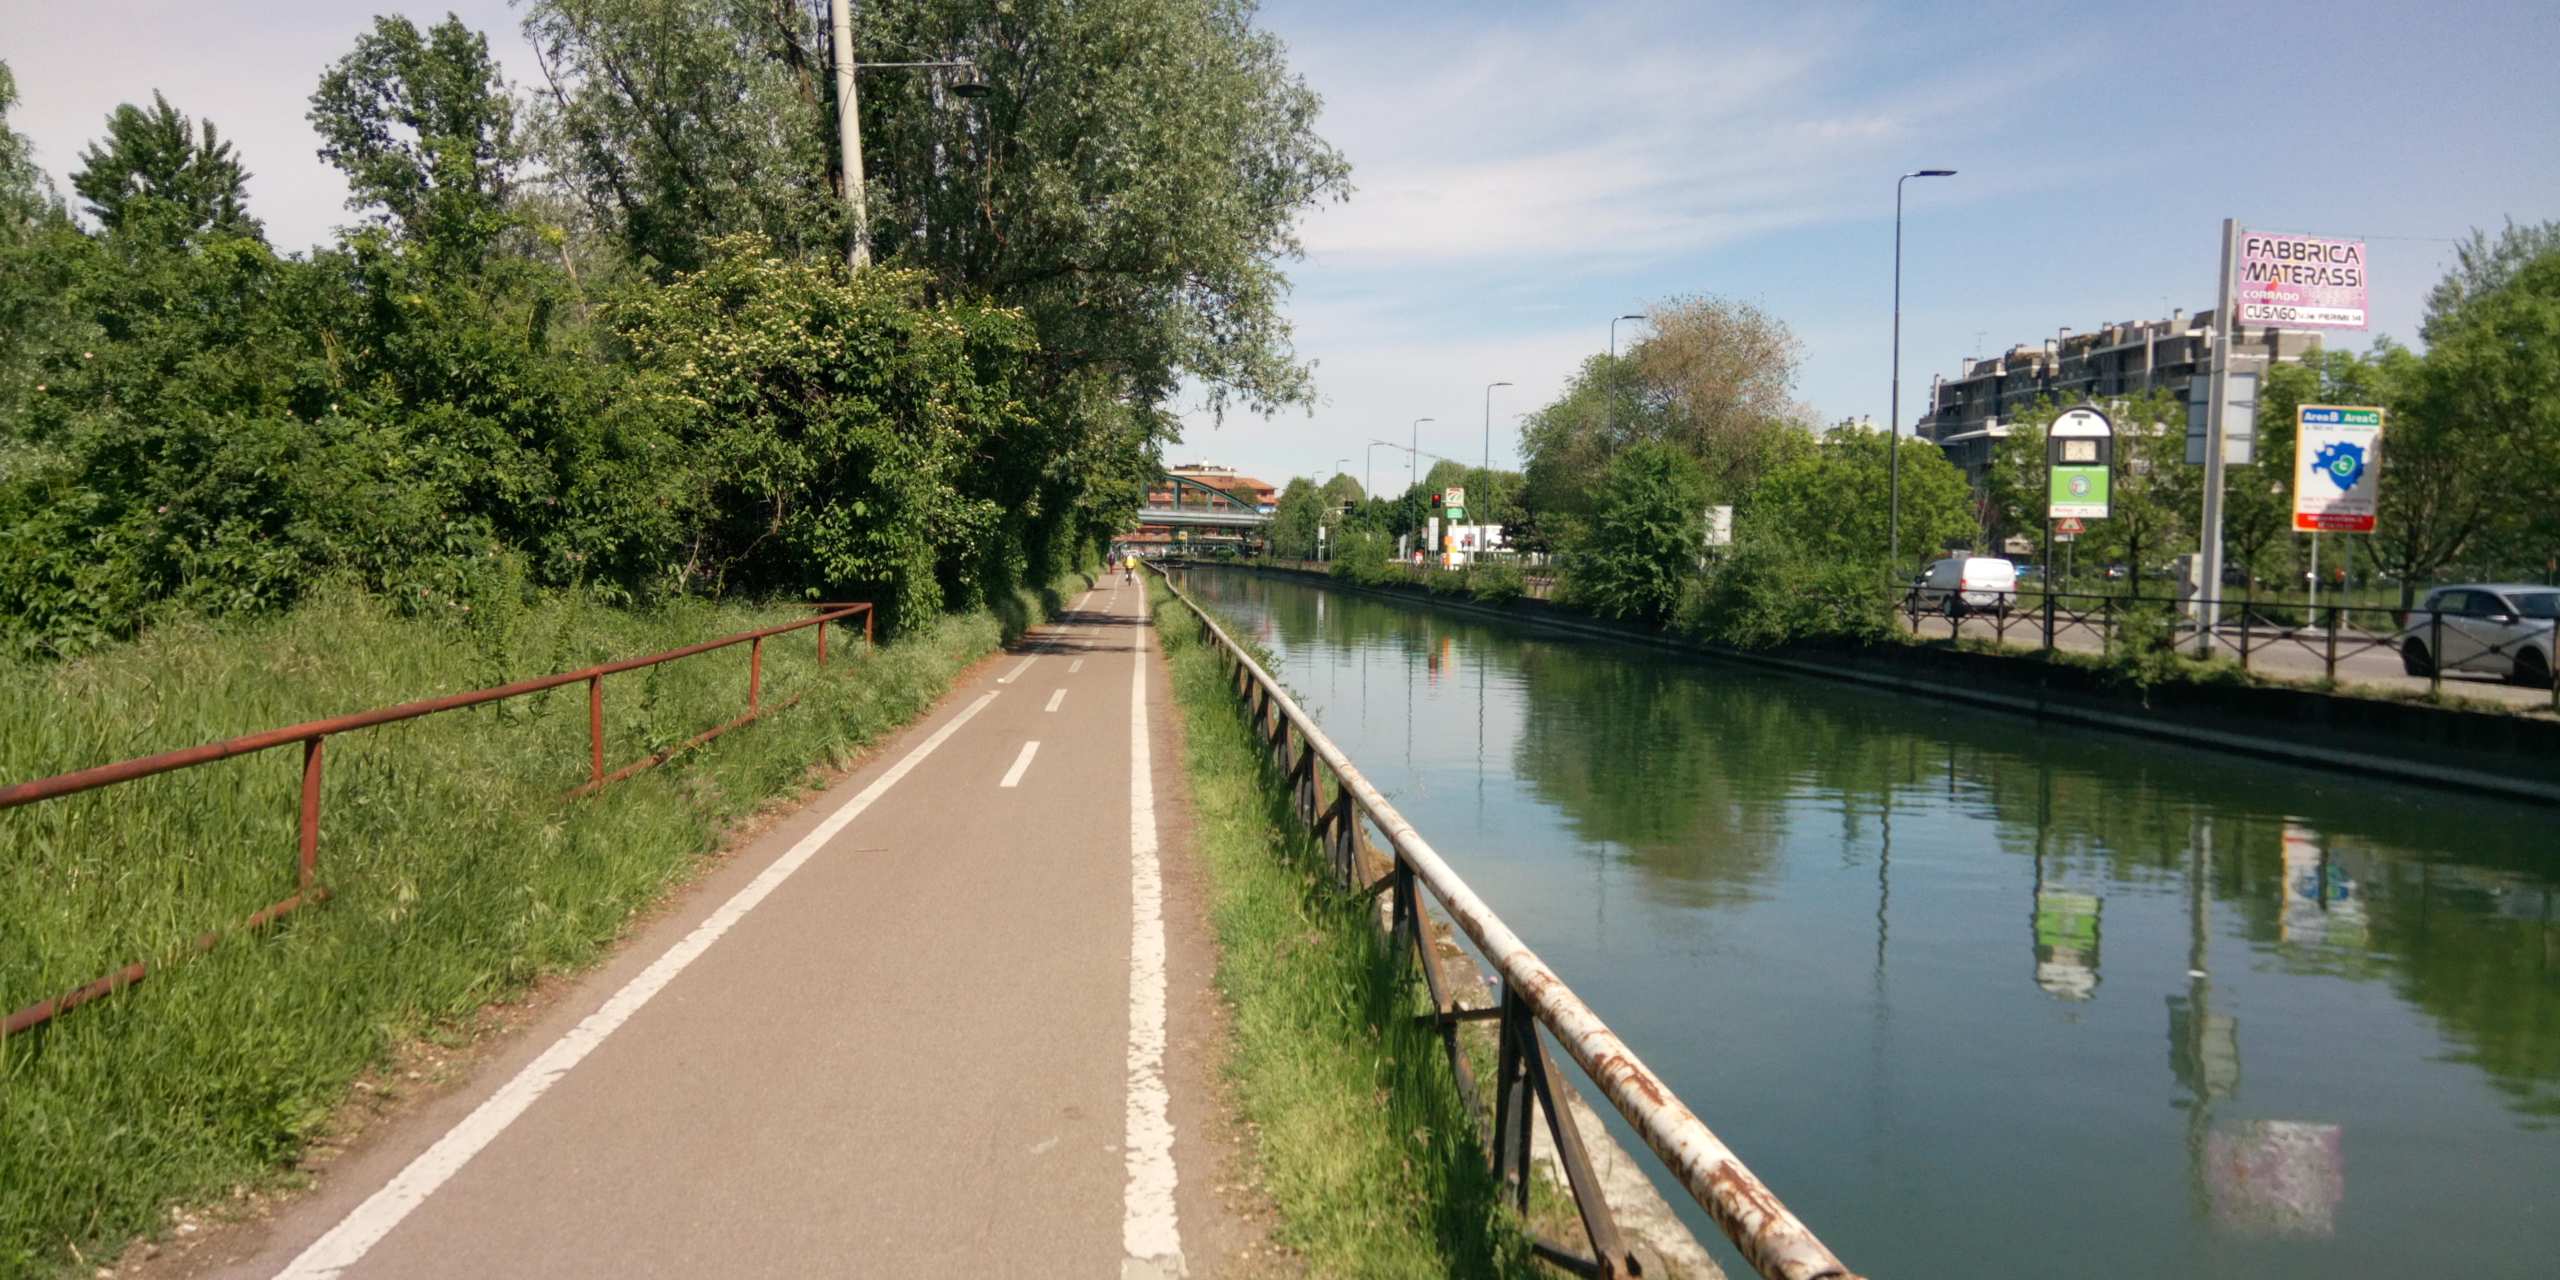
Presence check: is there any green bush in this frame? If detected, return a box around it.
[1562,442,1705,625]
[1678,540,1891,650]
[1464,561,1526,606]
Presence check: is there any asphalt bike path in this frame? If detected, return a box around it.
[206,580,1214,1278]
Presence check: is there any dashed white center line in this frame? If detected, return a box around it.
[1069,658,1084,674]
[1045,688,1067,713]
[999,656,1037,684]
[999,741,1041,788]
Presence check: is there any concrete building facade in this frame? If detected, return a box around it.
[1917,309,2324,490]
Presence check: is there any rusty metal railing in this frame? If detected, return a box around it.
[1150,566,1858,1280]
[1,602,873,1038]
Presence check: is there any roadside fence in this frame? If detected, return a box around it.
[1152,564,1858,1280]
[1,603,874,1038]
[1895,586,2560,708]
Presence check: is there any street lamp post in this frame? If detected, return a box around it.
[1889,168,1956,577]
[1410,417,1435,493]
[828,0,988,270]
[1607,314,1643,441]
[1481,381,1512,474]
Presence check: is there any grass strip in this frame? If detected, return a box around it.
[1149,578,1541,1279]
[0,575,1085,1276]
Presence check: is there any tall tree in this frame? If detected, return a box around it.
[522,0,840,272]
[2421,219,2560,344]
[2400,254,2560,589]
[0,60,52,235]
[311,14,521,261]
[1745,425,1972,574]
[1267,476,1322,559]
[69,93,259,243]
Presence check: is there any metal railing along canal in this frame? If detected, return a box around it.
[2,602,873,1038]
[1152,566,1858,1280]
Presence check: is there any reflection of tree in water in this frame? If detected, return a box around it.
[1505,648,1931,909]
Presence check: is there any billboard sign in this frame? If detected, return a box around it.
[2292,406,2384,532]
[2237,231,2367,329]
[2048,406,2114,519]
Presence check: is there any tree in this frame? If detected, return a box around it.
[1319,471,1362,512]
[1743,425,1971,575]
[1522,293,1807,544]
[0,60,53,236]
[1568,441,1705,624]
[69,92,259,244]
[1267,476,1323,558]
[2396,253,2560,593]
[311,15,521,263]
[1626,293,1804,498]
[2422,219,2560,344]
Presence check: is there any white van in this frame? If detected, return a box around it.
[1915,556,2017,615]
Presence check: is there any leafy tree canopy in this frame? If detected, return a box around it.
[311,14,521,261]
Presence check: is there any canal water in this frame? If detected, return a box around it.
[1170,567,2558,1280]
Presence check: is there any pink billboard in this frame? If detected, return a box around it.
[2236,231,2367,329]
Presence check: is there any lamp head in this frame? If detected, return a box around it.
[950,59,992,99]
[1913,168,1956,178]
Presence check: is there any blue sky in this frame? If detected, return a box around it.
[11,1,2559,493]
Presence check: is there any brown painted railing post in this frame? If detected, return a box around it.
[863,607,874,648]
[298,737,325,891]
[817,618,829,669]
[587,675,605,786]
[749,636,764,713]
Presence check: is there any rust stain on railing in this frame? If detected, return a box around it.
[3,602,873,1039]
[1150,564,1859,1280]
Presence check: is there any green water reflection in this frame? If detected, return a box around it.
[1176,567,2560,1279]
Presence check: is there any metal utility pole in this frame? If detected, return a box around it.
[1889,169,1955,577]
[1606,314,1642,442]
[1481,381,1511,473]
[830,0,868,270]
[2197,218,2240,652]
[1410,417,1434,492]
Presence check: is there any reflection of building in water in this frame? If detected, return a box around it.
[2279,822,2369,953]
[2034,890,2101,1000]
[2204,1120,2345,1238]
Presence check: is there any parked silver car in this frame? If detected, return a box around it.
[2398,584,2559,687]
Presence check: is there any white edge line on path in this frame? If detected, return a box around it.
[274,690,1004,1280]
[1045,688,1067,713]
[1070,658,1085,674]
[999,655,1038,684]
[999,740,1040,788]
[1122,582,1185,1275]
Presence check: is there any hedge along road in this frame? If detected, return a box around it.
[195,579,1243,1279]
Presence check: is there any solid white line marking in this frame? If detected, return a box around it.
[1123,600,1184,1275]
[1070,658,1085,674]
[1045,688,1067,713]
[999,655,1037,684]
[275,691,1002,1280]
[1000,740,1041,788]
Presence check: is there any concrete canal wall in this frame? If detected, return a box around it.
[1188,560,2560,808]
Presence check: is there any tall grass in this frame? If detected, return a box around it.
[1149,581,1537,1278]
[0,578,1077,1275]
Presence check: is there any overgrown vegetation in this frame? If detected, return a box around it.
[1150,580,1538,1278]
[0,0,1346,656]
[0,573,1089,1273]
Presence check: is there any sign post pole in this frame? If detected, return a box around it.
[2198,218,2240,655]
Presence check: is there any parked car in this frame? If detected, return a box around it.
[1914,556,2018,616]
[2398,584,2559,686]
[2014,563,2046,585]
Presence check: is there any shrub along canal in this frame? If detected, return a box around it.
[1171,565,2558,1280]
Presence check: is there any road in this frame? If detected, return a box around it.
[191,580,1251,1278]
[1904,606,2556,711]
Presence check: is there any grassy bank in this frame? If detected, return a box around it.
[1149,579,1539,1278]
[0,575,1085,1275]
